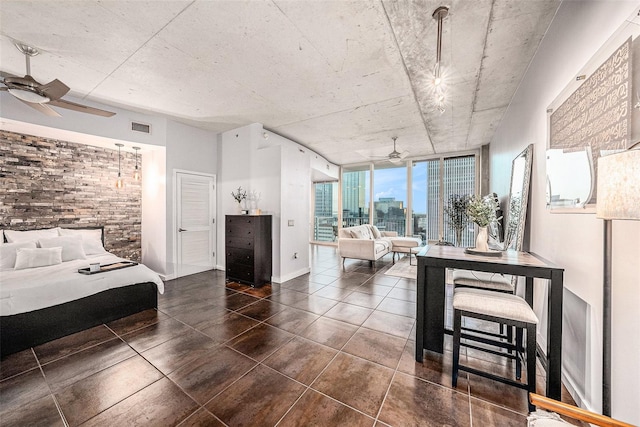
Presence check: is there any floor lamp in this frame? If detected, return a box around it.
[595,149,640,416]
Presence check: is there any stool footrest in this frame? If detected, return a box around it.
[462,342,520,361]
[460,332,518,352]
[461,326,509,340]
[458,364,530,390]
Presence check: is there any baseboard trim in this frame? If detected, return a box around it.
[272,267,311,284]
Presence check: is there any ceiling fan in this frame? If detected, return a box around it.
[1,43,115,118]
[371,136,409,164]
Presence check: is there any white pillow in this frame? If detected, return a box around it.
[4,228,60,244]
[14,247,63,270]
[0,241,37,269]
[58,228,106,255]
[38,236,87,262]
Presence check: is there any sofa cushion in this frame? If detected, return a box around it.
[370,225,382,239]
[338,228,352,238]
[350,228,364,239]
[375,241,389,254]
[389,237,422,248]
[350,226,372,239]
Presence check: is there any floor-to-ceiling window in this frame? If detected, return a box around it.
[442,155,476,246]
[373,163,407,235]
[412,155,476,245]
[411,159,439,242]
[312,182,339,242]
[342,166,370,227]
[338,154,477,244]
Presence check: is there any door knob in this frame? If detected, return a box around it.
[178,228,187,232]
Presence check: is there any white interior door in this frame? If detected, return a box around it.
[176,171,215,278]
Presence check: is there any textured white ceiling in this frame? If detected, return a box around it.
[0,0,560,165]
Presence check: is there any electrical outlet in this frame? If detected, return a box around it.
[288,220,294,226]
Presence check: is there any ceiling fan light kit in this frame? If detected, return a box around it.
[1,42,116,118]
[7,88,49,104]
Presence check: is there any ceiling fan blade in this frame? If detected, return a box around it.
[15,97,61,117]
[49,99,115,117]
[39,79,70,101]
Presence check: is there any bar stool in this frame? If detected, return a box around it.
[452,287,538,411]
[452,270,516,342]
[452,270,514,293]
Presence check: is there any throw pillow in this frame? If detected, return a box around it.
[0,241,37,269]
[370,226,382,239]
[351,228,365,239]
[38,236,87,262]
[14,247,63,270]
[4,228,60,244]
[58,228,106,255]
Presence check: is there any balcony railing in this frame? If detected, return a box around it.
[314,215,474,246]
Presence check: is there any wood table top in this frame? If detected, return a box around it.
[417,245,562,270]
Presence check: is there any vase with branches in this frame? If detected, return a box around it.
[444,194,470,246]
[466,194,501,251]
[231,186,247,213]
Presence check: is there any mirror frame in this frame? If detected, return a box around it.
[504,144,533,251]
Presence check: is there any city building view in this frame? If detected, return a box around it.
[313,155,476,246]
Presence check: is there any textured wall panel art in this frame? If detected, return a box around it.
[550,37,632,154]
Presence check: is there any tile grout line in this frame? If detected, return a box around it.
[31,347,70,427]
[372,334,411,425]
[109,315,226,427]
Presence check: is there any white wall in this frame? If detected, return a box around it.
[217,123,260,269]
[272,133,312,282]
[142,149,167,275]
[490,2,640,423]
[165,121,218,278]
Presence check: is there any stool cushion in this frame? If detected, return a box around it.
[452,270,514,292]
[527,410,569,426]
[453,288,538,324]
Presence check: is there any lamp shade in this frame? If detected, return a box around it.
[596,149,640,220]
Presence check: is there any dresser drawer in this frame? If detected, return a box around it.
[226,235,254,249]
[226,247,254,267]
[225,223,256,239]
[225,215,256,234]
[226,264,254,284]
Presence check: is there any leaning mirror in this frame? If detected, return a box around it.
[504,144,533,251]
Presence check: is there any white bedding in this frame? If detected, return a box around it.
[0,253,164,316]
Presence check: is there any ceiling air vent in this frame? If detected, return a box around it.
[131,121,151,134]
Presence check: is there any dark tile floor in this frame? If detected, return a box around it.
[0,245,582,426]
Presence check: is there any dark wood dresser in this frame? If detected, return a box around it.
[225,215,272,288]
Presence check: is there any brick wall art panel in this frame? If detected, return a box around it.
[0,130,142,261]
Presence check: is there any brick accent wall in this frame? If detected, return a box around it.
[0,130,142,261]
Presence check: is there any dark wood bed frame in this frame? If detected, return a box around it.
[1,226,159,358]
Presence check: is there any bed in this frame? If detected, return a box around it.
[0,226,164,357]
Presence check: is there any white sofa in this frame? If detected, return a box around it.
[337,224,422,265]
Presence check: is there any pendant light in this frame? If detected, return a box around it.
[132,146,141,181]
[432,6,449,113]
[115,143,124,189]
